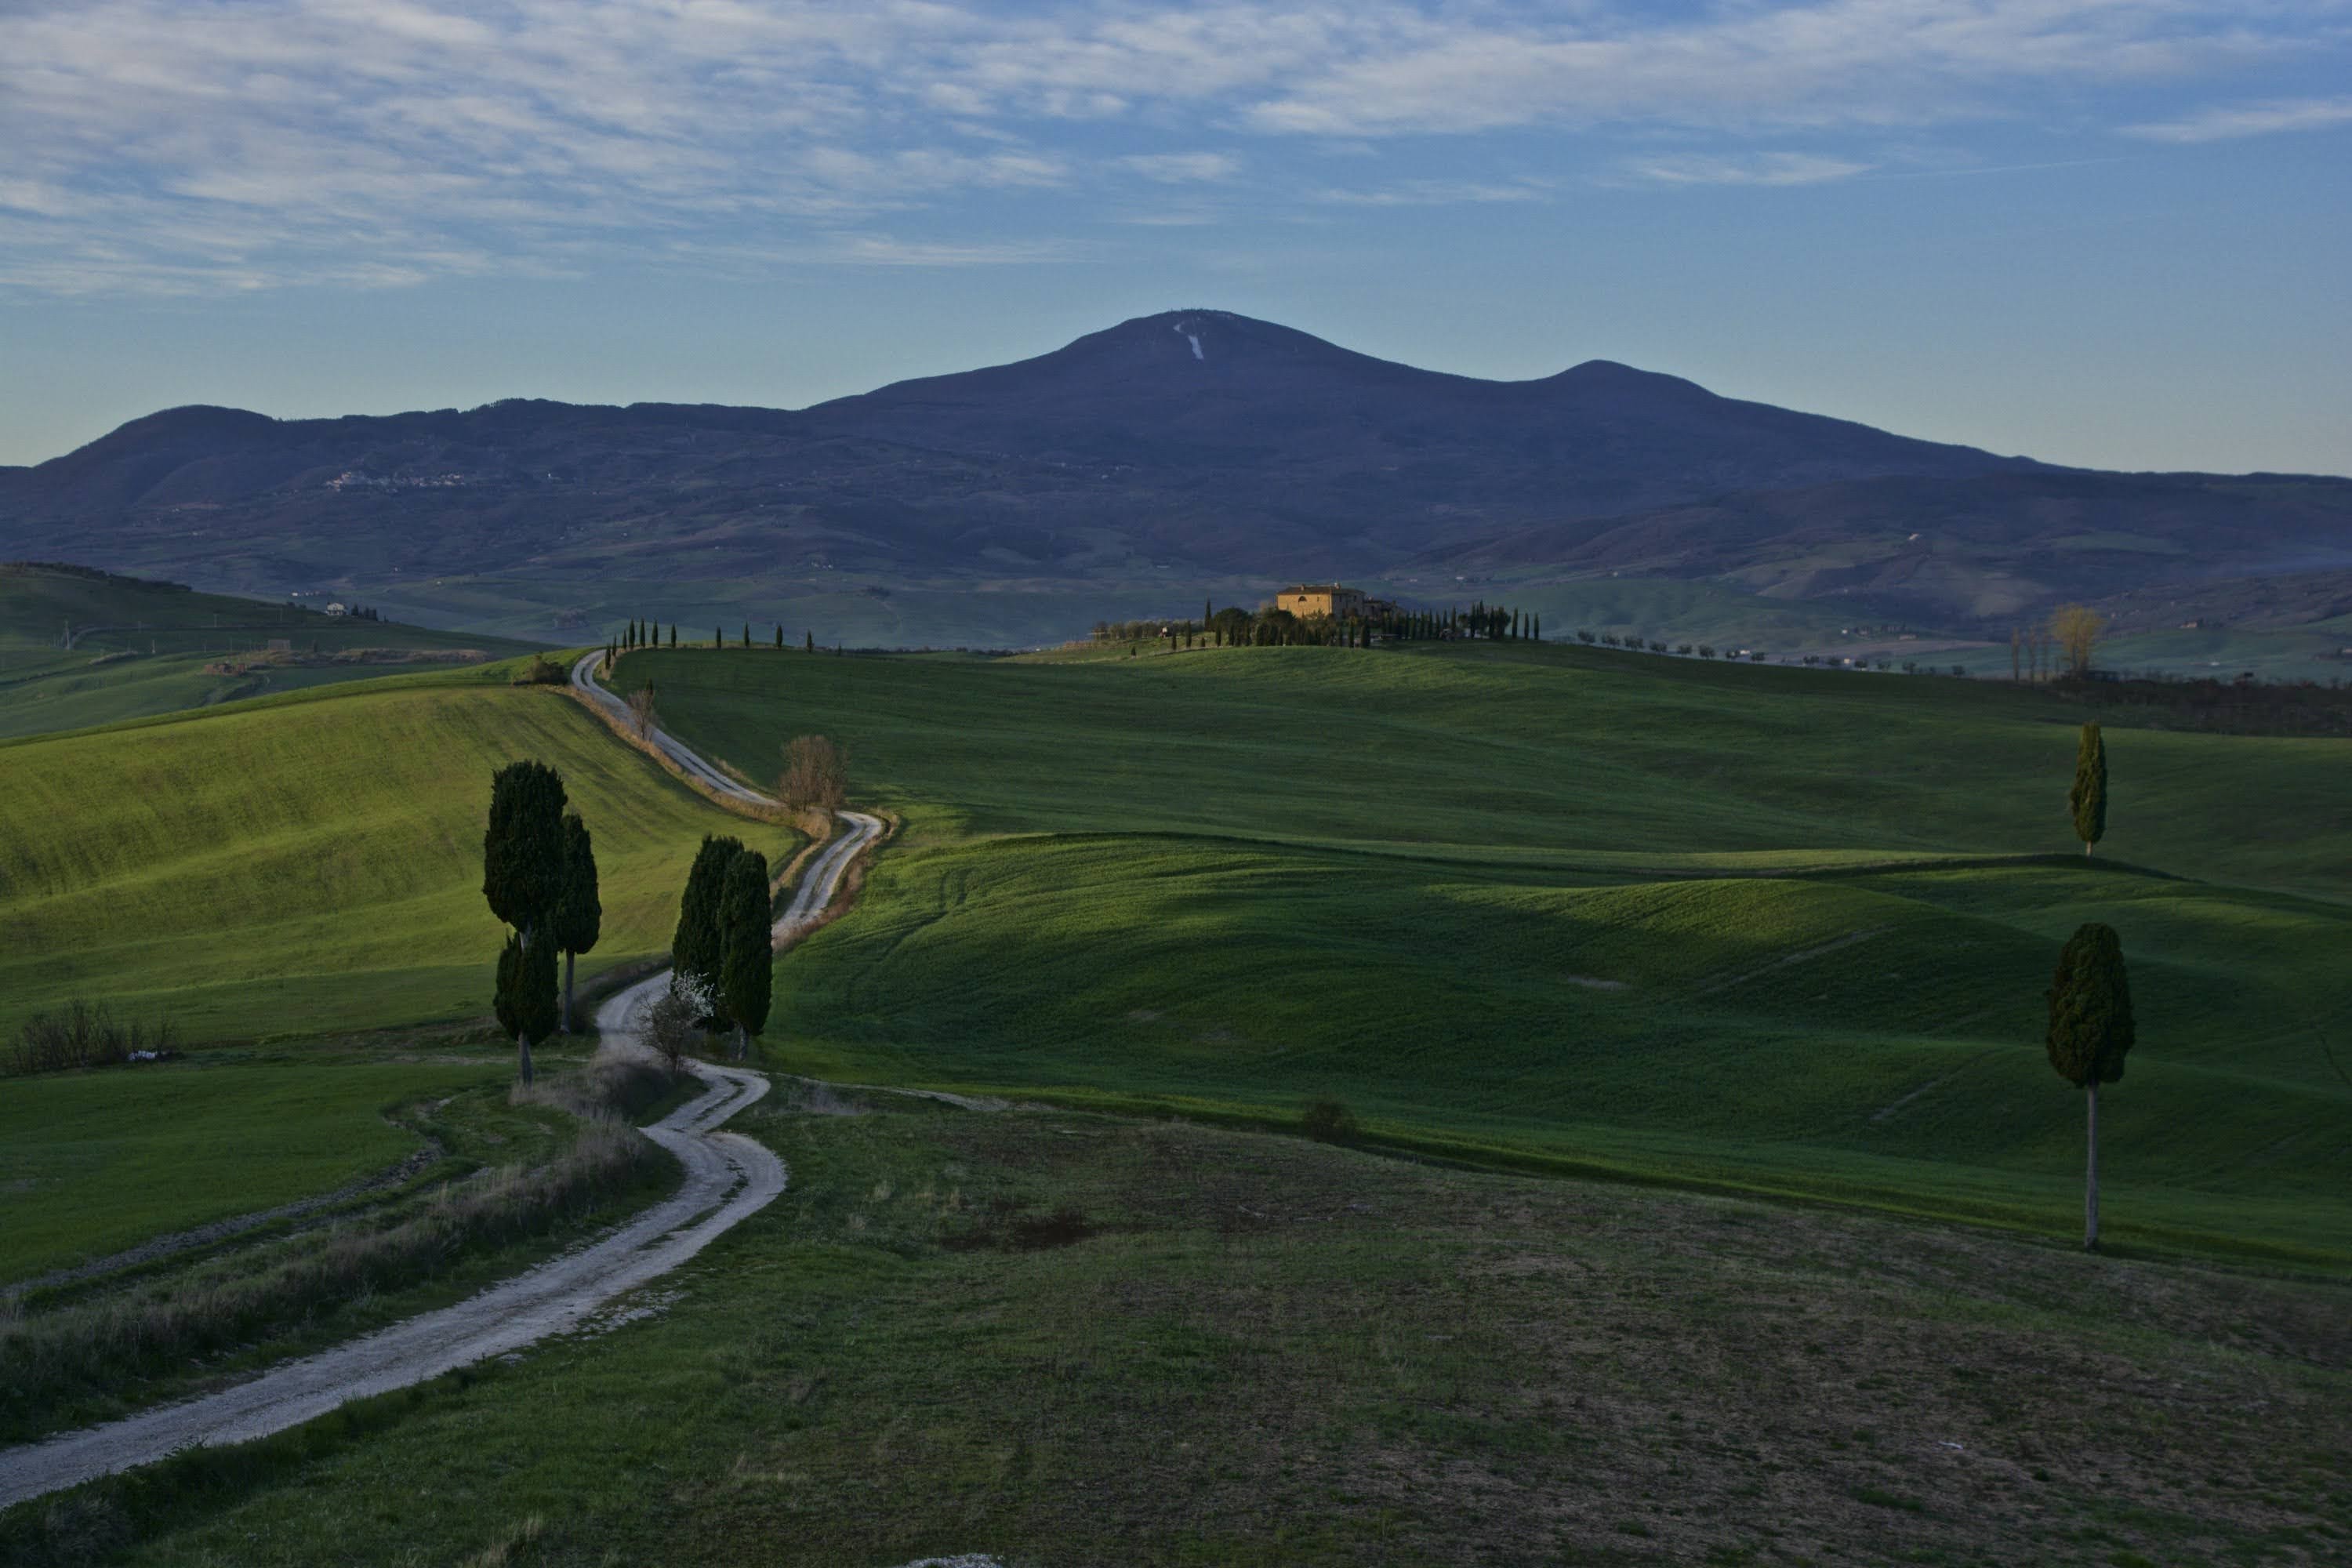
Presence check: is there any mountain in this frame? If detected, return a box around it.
[1,309,2343,644]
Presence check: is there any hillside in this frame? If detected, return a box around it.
[4,312,2346,648]
[608,639,2352,1269]
[0,562,546,739]
[0,673,796,1041]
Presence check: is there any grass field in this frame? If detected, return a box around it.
[0,670,797,1043]
[0,1057,503,1284]
[16,1099,2343,1566]
[608,640,2352,1267]
[0,564,544,739]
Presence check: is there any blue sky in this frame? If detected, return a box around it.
[2,0,2347,474]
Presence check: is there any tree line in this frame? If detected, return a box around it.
[607,619,829,662]
[1091,598,1543,652]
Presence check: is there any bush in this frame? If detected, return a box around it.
[1299,1097,1359,1143]
[777,734,850,813]
[6,1003,176,1076]
[511,653,568,685]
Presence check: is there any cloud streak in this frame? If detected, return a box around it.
[2123,96,2352,142]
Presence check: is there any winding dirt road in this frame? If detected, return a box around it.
[0,662,880,1511]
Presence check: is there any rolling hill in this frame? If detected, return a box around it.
[5,311,2346,648]
[0,562,546,739]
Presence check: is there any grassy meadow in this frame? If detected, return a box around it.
[19,1098,2344,1566]
[0,1058,502,1284]
[608,639,2352,1266]
[0,670,797,1044]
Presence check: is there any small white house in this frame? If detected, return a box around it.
[325,602,349,617]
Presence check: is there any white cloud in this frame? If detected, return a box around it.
[1626,152,1872,187]
[1312,178,1552,205]
[2123,96,2352,143]
[0,0,2340,295]
[1118,152,1242,183]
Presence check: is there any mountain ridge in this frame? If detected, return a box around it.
[1,309,2343,644]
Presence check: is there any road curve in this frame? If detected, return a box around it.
[571,649,771,807]
[1,665,883,1511]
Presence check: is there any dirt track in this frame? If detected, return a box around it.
[0,669,881,1511]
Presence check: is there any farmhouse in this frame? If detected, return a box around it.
[1271,584,1395,619]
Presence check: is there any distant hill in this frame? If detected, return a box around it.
[2,310,2344,644]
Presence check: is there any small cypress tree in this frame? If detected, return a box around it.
[774,625,783,648]
[742,622,751,647]
[482,760,568,1083]
[668,625,677,647]
[718,848,774,1059]
[714,625,722,648]
[553,811,601,1033]
[672,834,746,1013]
[805,630,815,652]
[2045,922,2135,1250]
[2069,722,2107,857]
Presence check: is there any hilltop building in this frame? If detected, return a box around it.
[1271,584,1393,619]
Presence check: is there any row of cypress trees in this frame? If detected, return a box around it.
[481,761,601,1085]
[608,622,823,662]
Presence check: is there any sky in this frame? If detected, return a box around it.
[2,0,2348,474]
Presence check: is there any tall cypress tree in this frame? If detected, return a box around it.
[2069,723,2108,857]
[742,622,751,647]
[483,760,568,1083]
[719,848,774,1060]
[553,811,601,1034]
[774,625,783,648]
[805,630,815,652]
[672,834,747,1015]
[668,625,676,647]
[2046,922,2135,1250]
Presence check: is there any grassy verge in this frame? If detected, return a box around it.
[13,1099,2343,1566]
[0,1051,689,1447]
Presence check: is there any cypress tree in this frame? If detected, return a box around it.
[553,811,601,1034]
[775,625,783,648]
[718,848,774,1059]
[806,630,815,652]
[482,760,568,1083]
[672,834,746,1014]
[2045,922,2136,1250]
[669,625,677,647]
[714,625,722,648]
[742,622,751,647]
[2069,723,2108,857]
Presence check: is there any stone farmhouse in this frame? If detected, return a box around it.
[1270,584,1396,620]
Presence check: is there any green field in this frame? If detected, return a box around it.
[606,640,2352,1266]
[0,1058,503,1284]
[0,564,546,739]
[0,670,797,1043]
[25,1101,2344,1566]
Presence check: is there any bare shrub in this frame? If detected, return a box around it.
[645,980,708,1073]
[626,682,659,739]
[0,1124,649,1428]
[511,1054,685,1122]
[7,1003,176,1077]
[776,734,849,814]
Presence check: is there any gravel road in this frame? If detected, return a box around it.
[0,664,883,1510]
